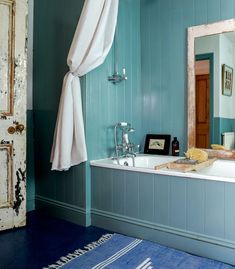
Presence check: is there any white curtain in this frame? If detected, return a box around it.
[50,0,119,171]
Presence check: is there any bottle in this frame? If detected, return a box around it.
[172,137,179,156]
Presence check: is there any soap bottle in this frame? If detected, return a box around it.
[172,137,179,156]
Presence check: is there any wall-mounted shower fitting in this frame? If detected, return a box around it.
[108,68,127,84]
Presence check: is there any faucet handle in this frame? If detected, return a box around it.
[137,144,140,152]
[116,144,123,150]
[133,144,140,153]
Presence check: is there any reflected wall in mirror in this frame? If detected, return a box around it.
[188,19,235,158]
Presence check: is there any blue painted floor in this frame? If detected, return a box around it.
[0,211,108,269]
[0,211,234,269]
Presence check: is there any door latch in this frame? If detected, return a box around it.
[7,124,25,134]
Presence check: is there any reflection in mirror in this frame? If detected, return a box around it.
[195,32,235,149]
[188,19,235,158]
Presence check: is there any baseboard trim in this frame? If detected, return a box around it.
[35,195,90,226]
[91,208,235,265]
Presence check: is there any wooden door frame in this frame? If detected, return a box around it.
[195,53,214,146]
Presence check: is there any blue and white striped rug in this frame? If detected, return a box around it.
[44,233,235,269]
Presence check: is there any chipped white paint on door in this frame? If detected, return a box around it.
[0,0,27,231]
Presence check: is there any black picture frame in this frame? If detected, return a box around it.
[222,64,233,96]
[144,134,171,155]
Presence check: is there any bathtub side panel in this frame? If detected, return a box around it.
[112,170,126,215]
[100,168,114,212]
[187,179,205,234]
[225,183,235,241]
[169,177,187,229]
[91,167,112,212]
[125,171,139,219]
[154,175,169,225]
[205,181,225,238]
[139,173,154,222]
[91,166,235,265]
[91,167,101,209]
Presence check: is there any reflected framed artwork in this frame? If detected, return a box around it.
[144,134,171,155]
[222,64,233,96]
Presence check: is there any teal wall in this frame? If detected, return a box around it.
[26,0,34,212]
[140,0,235,154]
[27,110,35,211]
[214,117,235,144]
[33,0,87,224]
[33,0,235,225]
[86,0,141,160]
[33,0,141,224]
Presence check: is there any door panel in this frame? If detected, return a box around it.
[0,0,14,115]
[0,145,13,207]
[0,0,27,231]
[196,74,210,149]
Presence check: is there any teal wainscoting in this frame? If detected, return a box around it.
[85,0,142,161]
[33,0,141,225]
[140,0,235,154]
[91,166,235,265]
[33,0,88,225]
[34,0,235,229]
[84,0,141,212]
[27,110,35,211]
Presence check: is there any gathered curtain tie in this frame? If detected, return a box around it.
[68,70,80,77]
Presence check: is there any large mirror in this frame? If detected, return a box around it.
[188,19,235,158]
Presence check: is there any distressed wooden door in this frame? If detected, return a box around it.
[0,0,27,231]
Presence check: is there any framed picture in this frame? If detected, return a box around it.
[222,64,233,96]
[144,134,171,155]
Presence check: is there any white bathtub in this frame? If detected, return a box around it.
[90,154,235,182]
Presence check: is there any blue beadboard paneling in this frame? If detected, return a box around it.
[140,0,235,154]
[33,0,87,221]
[91,167,101,208]
[91,166,235,264]
[187,179,205,234]
[169,177,187,229]
[194,0,208,25]
[125,172,139,219]
[112,169,125,215]
[225,183,235,241]
[100,168,113,212]
[154,175,169,226]
[220,0,235,20]
[207,0,221,23]
[86,0,141,160]
[34,0,141,225]
[181,0,195,27]
[141,0,187,153]
[139,173,154,222]
[204,181,225,238]
[27,110,35,211]
[34,0,235,236]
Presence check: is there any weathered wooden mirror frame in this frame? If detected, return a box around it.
[188,19,235,159]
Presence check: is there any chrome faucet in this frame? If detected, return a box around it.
[114,122,139,165]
